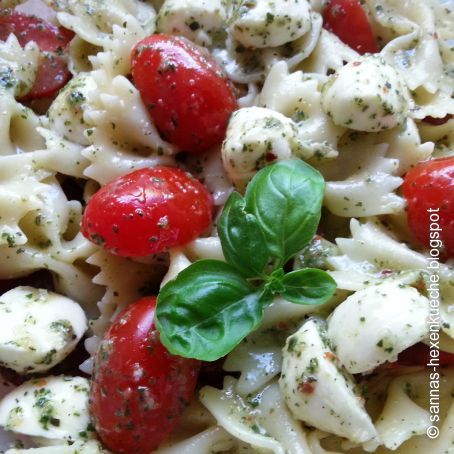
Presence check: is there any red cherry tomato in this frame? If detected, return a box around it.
[131,34,237,152]
[21,53,71,101]
[0,10,74,51]
[90,297,200,454]
[323,0,379,54]
[398,343,454,367]
[402,157,454,258]
[82,167,213,257]
[422,114,453,126]
[0,10,73,99]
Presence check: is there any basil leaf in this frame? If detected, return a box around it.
[244,159,324,266]
[156,260,265,361]
[218,192,269,278]
[280,268,336,305]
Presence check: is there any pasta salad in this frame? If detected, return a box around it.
[0,0,453,453]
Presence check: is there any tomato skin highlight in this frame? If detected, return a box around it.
[90,297,200,454]
[82,167,213,257]
[131,34,237,152]
[0,10,73,100]
[402,157,454,258]
[323,0,379,54]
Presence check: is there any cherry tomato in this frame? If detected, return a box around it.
[323,0,379,54]
[0,10,73,99]
[131,34,237,152]
[402,157,454,258]
[20,53,71,100]
[82,167,213,257]
[90,297,200,454]
[398,343,454,367]
[422,114,453,126]
[0,10,73,51]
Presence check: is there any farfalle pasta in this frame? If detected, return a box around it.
[0,0,453,453]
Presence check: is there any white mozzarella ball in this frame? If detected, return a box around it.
[229,0,312,49]
[0,286,87,374]
[321,55,409,132]
[222,107,301,190]
[157,0,226,46]
[0,376,93,443]
[279,319,377,444]
[327,281,430,374]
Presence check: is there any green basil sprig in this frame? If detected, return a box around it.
[156,159,336,361]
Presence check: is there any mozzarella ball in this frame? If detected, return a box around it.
[321,55,409,132]
[327,281,429,374]
[279,319,377,444]
[229,0,312,49]
[0,376,92,443]
[222,107,301,190]
[0,286,87,374]
[157,0,226,46]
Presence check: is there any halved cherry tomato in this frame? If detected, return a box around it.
[323,0,379,54]
[131,34,237,152]
[0,10,73,99]
[398,343,454,367]
[90,297,200,454]
[402,157,454,258]
[82,167,213,257]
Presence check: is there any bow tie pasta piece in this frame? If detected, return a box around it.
[157,0,227,47]
[371,375,431,450]
[229,0,312,49]
[0,286,87,374]
[201,377,311,452]
[210,7,322,84]
[321,55,409,132]
[47,70,175,185]
[279,318,377,444]
[300,28,359,75]
[324,143,404,218]
[258,62,344,161]
[5,440,106,453]
[373,0,445,93]
[0,92,44,156]
[43,0,156,76]
[327,281,430,374]
[47,74,98,146]
[221,107,301,190]
[368,0,454,121]
[0,376,93,444]
[44,0,155,45]
[0,34,39,99]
